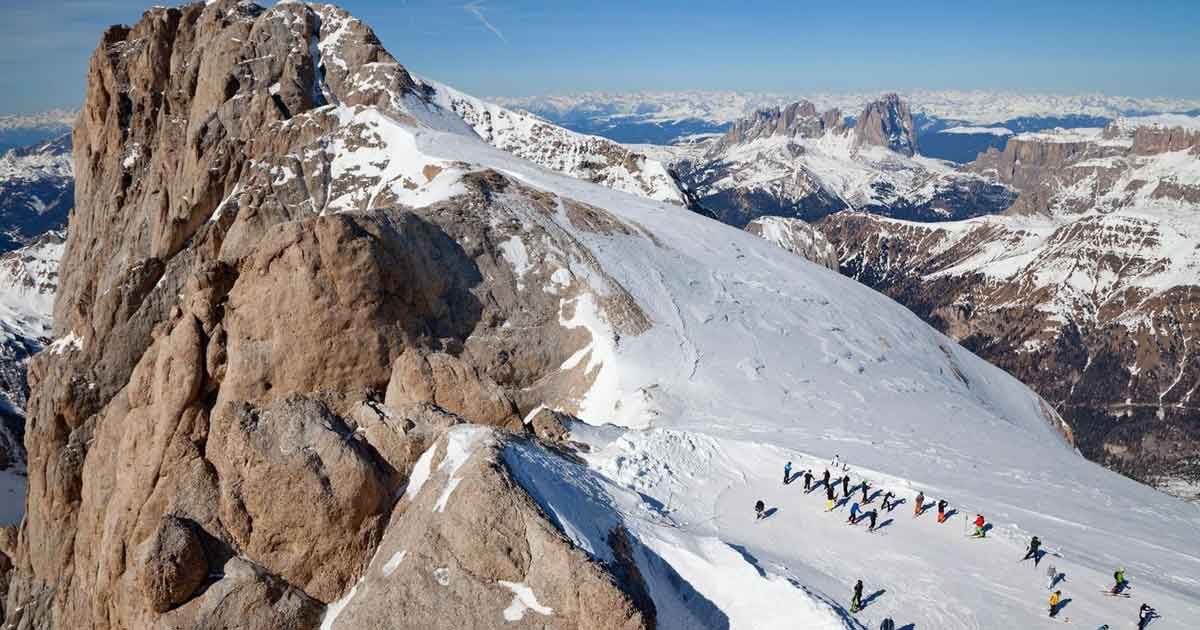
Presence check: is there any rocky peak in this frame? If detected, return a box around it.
[1,3,667,628]
[710,100,843,153]
[853,93,918,157]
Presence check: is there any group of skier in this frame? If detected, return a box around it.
[764,457,1162,629]
[1023,537,1158,626]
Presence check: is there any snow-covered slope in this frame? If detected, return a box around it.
[421,78,684,204]
[325,89,1200,629]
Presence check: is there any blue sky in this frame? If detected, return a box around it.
[2,0,1199,114]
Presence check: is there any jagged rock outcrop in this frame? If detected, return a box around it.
[323,427,653,630]
[708,100,842,153]
[853,93,918,157]
[744,216,838,270]
[818,116,1200,494]
[3,2,658,628]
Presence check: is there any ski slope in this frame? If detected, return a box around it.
[396,116,1200,629]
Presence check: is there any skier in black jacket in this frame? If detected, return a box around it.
[1138,603,1158,629]
[755,500,765,520]
[850,580,864,612]
[867,509,879,531]
[823,469,831,488]
[803,470,814,491]
[861,481,870,503]
[841,474,850,497]
[825,484,836,511]
[1024,536,1042,563]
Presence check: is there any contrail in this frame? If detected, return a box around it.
[464,1,507,43]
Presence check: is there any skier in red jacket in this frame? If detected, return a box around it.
[973,513,987,538]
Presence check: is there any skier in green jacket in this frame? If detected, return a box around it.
[1112,568,1128,594]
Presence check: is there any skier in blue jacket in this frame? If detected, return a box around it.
[848,501,862,524]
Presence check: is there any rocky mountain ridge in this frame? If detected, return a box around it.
[496,90,1200,129]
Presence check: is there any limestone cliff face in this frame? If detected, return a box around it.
[853,93,918,157]
[3,2,657,628]
[708,100,842,154]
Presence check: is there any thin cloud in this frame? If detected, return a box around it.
[463,1,507,44]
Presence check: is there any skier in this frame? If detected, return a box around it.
[1112,568,1128,594]
[1048,590,1062,618]
[755,500,765,520]
[1046,564,1057,589]
[841,474,850,497]
[880,619,896,630]
[1137,603,1157,629]
[784,461,793,485]
[832,453,842,470]
[803,469,814,491]
[1024,535,1042,562]
[881,491,895,511]
[867,509,879,532]
[936,499,948,523]
[848,501,862,524]
[822,468,831,489]
[914,491,925,517]
[973,513,986,537]
[860,480,870,504]
[826,484,836,511]
[850,579,864,613]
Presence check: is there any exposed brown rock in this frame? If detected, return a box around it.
[527,407,571,443]
[324,429,654,630]
[135,515,208,613]
[853,93,918,156]
[7,2,666,628]
[385,349,521,430]
[709,100,841,154]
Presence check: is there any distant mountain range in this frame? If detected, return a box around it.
[494,91,1200,163]
[0,110,75,154]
